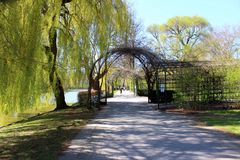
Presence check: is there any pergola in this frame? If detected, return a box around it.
[88,47,167,107]
[88,47,240,109]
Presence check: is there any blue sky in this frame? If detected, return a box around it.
[127,0,240,29]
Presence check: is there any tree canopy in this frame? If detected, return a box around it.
[147,16,211,60]
[0,0,132,113]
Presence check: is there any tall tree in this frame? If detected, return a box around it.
[0,0,132,113]
[147,16,211,60]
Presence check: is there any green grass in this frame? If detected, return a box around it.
[0,104,55,127]
[198,110,240,136]
[0,107,95,160]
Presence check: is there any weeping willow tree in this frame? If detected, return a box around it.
[58,0,131,107]
[0,1,47,114]
[0,0,132,113]
[76,1,131,105]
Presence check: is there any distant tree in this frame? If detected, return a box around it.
[124,18,148,48]
[201,26,240,60]
[147,16,211,60]
[147,24,169,58]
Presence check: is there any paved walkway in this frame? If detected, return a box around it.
[59,91,240,160]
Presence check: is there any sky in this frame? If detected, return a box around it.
[126,0,240,30]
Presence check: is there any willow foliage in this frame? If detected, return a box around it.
[0,1,47,114]
[57,0,130,89]
[0,0,131,114]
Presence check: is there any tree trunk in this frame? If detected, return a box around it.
[46,27,68,110]
[87,75,93,109]
[97,80,101,106]
[53,72,68,110]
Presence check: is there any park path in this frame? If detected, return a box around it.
[59,91,240,160]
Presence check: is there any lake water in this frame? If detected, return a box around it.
[65,89,87,104]
[0,89,87,127]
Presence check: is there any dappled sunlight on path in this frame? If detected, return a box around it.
[59,94,240,160]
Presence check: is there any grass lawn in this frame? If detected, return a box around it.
[0,107,95,160]
[197,110,240,136]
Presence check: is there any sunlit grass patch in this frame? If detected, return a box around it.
[198,110,240,136]
[0,107,95,159]
[0,103,55,127]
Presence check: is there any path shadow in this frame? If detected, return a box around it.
[60,95,240,160]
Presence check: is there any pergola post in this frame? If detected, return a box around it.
[111,81,114,96]
[156,69,160,109]
[164,70,167,105]
[105,72,108,104]
[135,78,139,96]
